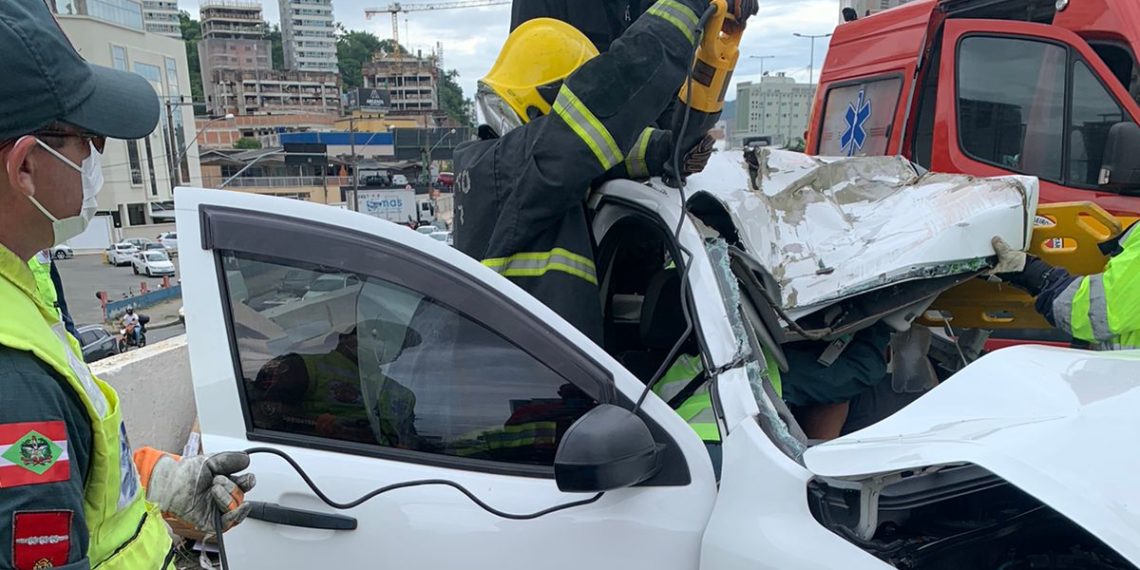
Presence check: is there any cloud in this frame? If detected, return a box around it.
[180,0,839,101]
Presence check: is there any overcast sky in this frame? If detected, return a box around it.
[180,0,841,102]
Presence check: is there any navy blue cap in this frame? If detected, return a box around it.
[0,1,160,140]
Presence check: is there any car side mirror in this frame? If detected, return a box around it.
[1098,122,1140,194]
[554,404,663,493]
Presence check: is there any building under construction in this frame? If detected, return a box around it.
[362,51,442,118]
[199,0,340,117]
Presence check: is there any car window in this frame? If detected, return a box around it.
[78,331,97,345]
[1068,60,1131,188]
[957,36,1066,181]
[146,253,168,262]
[221,251,595,467]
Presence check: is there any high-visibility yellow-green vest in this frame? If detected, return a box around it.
[655,351,783,443]
[27,253,58,316]
[0,245,172,568]
[1053,224,1140,350]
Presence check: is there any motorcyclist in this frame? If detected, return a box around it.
[121,306,141,345]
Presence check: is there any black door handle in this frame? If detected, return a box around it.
[247,501,357,530]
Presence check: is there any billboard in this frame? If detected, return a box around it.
[349,87,392,112]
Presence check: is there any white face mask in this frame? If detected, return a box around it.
[25,138,104,246]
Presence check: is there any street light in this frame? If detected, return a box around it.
[792,32,832,86]
[423,128,456,185]
[749,55,775,77]
[172,112,234,188]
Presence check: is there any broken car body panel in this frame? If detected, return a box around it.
[673,149,1038,319]
[805,345,1140,562]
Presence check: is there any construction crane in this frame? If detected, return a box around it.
[364,0,510,46]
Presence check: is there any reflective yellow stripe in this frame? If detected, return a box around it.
[646,0,698,44]
[482,248,598,285]
[552,86,624,170]
[626,128,654,179]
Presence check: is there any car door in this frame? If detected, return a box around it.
[175,188,718,569]
[933,19,1140,220]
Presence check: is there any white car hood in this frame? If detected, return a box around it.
[805,345,1140,561]
[684,149,1038,317]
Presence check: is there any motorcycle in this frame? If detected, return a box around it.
[117,314,149,352]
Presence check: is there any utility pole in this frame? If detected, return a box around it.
[350,116,360,212]
[793,32,832,86]
[165,98,180,192]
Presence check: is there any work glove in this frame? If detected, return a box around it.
[987,236,1055,296]
[723,0,758,34]
[988,236,1027,275]
[682,134,716,175]
[136,448,256,533]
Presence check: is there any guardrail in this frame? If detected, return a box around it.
[201,176,352,189]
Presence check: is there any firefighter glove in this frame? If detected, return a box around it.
[682,134,716,175]
[723,0,758,34]
[138,449,256,533]
[989,236,1027,275]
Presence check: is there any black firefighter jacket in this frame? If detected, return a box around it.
[454,0,709,342]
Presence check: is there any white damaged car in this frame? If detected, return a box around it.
[175,149,1138,569]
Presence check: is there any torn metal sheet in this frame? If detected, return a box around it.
[683,149,1039,319]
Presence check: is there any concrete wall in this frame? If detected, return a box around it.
[91,336,197,454]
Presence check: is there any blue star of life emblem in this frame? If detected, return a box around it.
[840,89,871,156]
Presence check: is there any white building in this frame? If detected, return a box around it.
[57,13,202,242]
[279,0,338,73]
[142,0,181,38]
[735,73,816,148]
[840,0,912,18]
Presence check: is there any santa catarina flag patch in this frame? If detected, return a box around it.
[0,422,69,487]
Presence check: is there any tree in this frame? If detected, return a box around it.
[234,137,262,150]
[264,24,284,71]
[179,12,205,115]
[438,69,473,127]
[336,30,384,89]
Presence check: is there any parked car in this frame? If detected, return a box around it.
[124,237,154,250]
[415,226,436,235]
[300,273,361,301]
[429,230,453,246]
[156,232,178,254]
[132,250,176,277]
[391,174,408,186]
[50,244,73,260]
[280,269,315,296]
[77,324,117,363]
[106,242,138,266]
[437,171,455,187]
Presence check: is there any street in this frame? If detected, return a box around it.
[55,252,186,344]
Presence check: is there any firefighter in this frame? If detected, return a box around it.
[455,0,755,342]
[992,226,1139,349]
[0,3,253,567]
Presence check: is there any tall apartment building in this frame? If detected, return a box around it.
[735,73,816,147]
[142,0,180,37]
[840,0,912,18]
[56,11,201,239]
[279,0,338,73]
[200,1,340,116]
[362,53,440,114]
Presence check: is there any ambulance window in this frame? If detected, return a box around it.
[817,76,902,156]
[1089,43,1139,106]
[957,36,1066,181]
[1068,61,1130,188]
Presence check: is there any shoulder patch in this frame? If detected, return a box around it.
[0,422,69,487]
[13,511,71,570]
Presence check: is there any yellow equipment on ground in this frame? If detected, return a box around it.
[925,201,1124,329]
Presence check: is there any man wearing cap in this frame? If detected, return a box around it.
[0,2,254,568]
